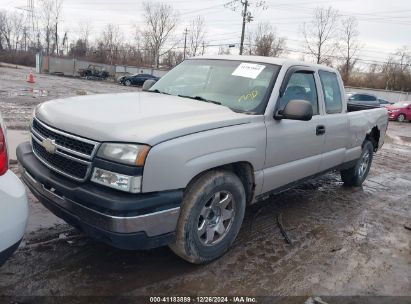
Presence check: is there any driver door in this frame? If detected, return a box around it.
[262,68,326,193]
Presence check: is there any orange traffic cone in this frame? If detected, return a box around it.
[27,70,35,83]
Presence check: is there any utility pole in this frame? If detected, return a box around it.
[225,0,265,56]
[239,0,249,55]
[183,28,188,60]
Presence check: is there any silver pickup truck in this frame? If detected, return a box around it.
[17,56,388,264]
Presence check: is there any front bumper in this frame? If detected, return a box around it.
[17,142,183,250]
[388,112,398,120]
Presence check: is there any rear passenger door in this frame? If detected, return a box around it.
[263,67,326,193]
[318,70,349,171]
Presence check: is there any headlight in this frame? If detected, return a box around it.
[30,107,36,127]
[97,143,150,166]
[91,167,141,193]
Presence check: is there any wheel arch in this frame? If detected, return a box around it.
[365,126,380,151]
[184,161,256,206]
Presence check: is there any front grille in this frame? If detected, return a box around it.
[30,117,98,181]
[32,139,89,180]
[32,119,95,156]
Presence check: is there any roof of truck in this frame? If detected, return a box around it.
[191,55,336,72]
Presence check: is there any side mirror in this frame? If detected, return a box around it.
[142,79,158,91]
[275,99,313,121]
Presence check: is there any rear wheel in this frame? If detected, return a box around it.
[340,140,374,186]
[170,170,246,264]
[397,114,406,122]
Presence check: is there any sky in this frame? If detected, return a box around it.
[1,0,411,67]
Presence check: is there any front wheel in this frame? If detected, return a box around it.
[397,114,406,122]
[170,170,246,264]
[125,80,132,86]
[340,140,374,186]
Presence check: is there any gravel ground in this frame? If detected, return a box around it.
[0,65,137,130]
[0,65,410,300]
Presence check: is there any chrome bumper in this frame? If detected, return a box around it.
[21,168,180,237]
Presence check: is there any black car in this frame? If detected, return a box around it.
[118,73,159,86]
[347,92,380,108]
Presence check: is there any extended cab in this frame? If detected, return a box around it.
[17,56,388,264]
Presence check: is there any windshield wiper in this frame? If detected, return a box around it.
[150,89,170,95]
[178,94,221,105]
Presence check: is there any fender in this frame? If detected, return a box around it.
[142,121,267,193]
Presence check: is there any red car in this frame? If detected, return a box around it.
[386,102,411,122]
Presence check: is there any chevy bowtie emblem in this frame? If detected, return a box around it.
[42,138,57,154]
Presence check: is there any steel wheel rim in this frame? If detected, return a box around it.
[197,191,235,246]
[358,150,370,178]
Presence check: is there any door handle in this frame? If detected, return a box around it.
[316,125,326,136]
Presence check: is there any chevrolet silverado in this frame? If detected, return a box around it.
[17,56,388,264]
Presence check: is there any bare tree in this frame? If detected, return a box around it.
[243,30,253,55]
[78,21,92,54]
[142,1,179,68]
[382,47,411,91]
[162,49,183,67]
[303,6,339,64]
[39,0,63,55]
[100,23,124,65]
[0,10,25,52]
[53,0,64,55]
[39,0,53,54]
[339,17,360,84]
[251,22,286,57]
[187,16,207,57]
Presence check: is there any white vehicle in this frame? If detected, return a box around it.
[0,114,28,266]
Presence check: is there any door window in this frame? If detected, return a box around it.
[319,71,343,114]
[279,71,319,115]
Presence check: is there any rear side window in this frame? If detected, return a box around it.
[319,71,343,114]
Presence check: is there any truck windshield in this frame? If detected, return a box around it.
[149,59,280,113]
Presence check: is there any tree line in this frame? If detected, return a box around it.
[0,2,410,92]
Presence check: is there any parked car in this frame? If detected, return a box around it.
[0,113,28,267]
[347,92,380,108]
[378,98,394,107]
[78,64,110,80]
[118,73,159,86]
[386,102,411,122]
[17,56,388,264]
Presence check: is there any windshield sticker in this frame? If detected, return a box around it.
[238,90,259,102]
[232,63,266,79]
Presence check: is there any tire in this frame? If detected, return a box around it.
[340,140,374,187]
[397,114,406,122]
[170,170,246,264]
[125,80,132,86]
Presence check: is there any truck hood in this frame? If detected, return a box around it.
[35,92,252,145]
